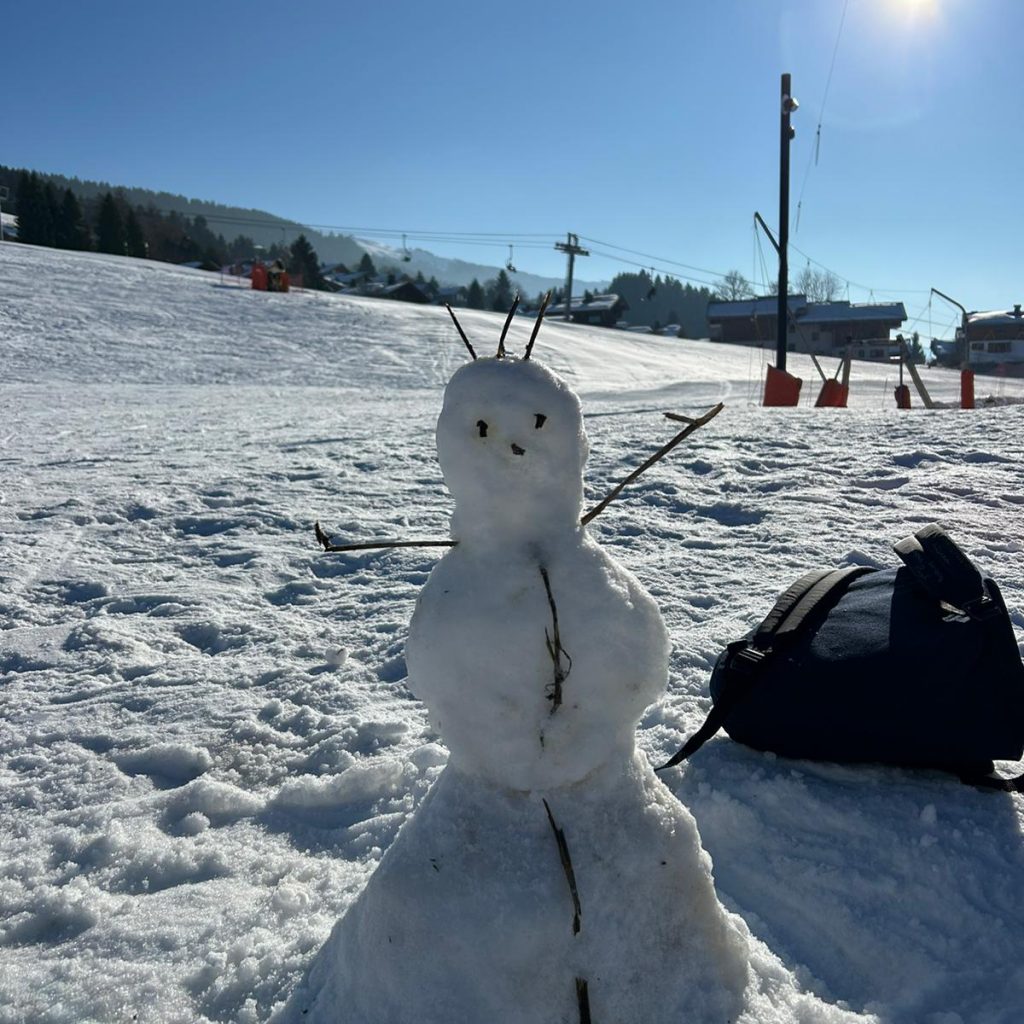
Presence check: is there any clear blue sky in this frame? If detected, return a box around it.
[8,0,1023,331]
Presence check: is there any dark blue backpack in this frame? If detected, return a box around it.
[659,525,1024,791]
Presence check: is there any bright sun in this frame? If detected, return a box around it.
[888,0,939,18]
[874,0,943,33]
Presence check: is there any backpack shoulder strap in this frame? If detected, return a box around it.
[770,566,875,641]
[752,568,835,642]
[894,524,997,621]
[657,565,873,771]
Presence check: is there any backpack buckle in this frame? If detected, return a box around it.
[961,594,999,621]
[725,643,768,676]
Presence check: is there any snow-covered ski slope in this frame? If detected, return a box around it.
[2,242,1023,1024]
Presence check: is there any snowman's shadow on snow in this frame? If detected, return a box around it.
[660,737,1024,1020]
[256,795,414,859]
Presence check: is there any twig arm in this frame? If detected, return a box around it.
[314,521,455,553]
[314,402,724,551]
[580,402,724,526]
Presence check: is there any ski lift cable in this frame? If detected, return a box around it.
[794,0,850,230]
[142,207,563,249]
[753,219,761,292]
[576,235,732,279]
[157,208,561,243]
[148,202,936,305]
[788,241,932,296]
[754,228,772,295]
[584,247,727,291]
[900,297,941,337]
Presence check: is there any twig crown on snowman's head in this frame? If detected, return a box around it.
[445,292,552,362]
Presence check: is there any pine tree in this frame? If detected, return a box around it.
[125,208,148,258]
[96,192,127,255]
[289,233,325,290]
[228,235,256,261]
[55,188,90,250]
[358,252,377,277]
[488,270,514,311]
[15,171,56,246]
[41,182,60,247]
[14,170,39,244]
[200,246,222,271]
[466,278,485,309]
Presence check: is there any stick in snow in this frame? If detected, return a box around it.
[539,566,572,713]
[496,294,521,359]
[523,291,552,361]
[542,798,582,936]
[445,304,477,361]
[576,977,593,1024]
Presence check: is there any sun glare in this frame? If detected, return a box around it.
[881,0,940,24]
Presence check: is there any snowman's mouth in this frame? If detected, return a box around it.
[510,443,526,456]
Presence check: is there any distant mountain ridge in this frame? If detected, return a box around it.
[355,237,608,296]
[0,165,607,294]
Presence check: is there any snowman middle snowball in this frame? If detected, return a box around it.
[407,356,670,793]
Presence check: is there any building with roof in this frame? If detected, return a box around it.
[380,280,431,304]
[435,285,468,306]
[544,293,630,328]
[706,295,907,362]
[956,305,1024,375]
[963,305,1024,345]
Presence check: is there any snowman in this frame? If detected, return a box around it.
[288,302,875,1024]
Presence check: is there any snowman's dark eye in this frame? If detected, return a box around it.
[534,414,547,429]
[476,420,488,437]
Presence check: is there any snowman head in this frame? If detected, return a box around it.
[437,304,589,545]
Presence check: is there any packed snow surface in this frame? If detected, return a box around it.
[2,243,1024,1023]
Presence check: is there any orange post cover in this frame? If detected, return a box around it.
[960,369,975,410]
[815,378,848,408]
[894,384,911,409]
[763,364,803,407]
[251,264,268,291]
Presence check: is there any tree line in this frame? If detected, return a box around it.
[8,168,334,289]
[605,272,714,336]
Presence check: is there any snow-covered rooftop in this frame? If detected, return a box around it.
[708,296,906,324]
[545,292,627,315]
[799,300,906,324]
[967,305,1024,326]
[707,295,809,319]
